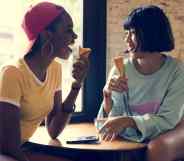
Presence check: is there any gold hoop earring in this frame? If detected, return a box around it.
[41,40,54,57]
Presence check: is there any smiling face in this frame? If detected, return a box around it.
[124,28,138,53]
[51,12,77,59]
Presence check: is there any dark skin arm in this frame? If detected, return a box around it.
[0,102,28,161]
[46,56,89,139]
[46,85,80,139]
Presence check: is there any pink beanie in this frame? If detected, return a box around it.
[21,2,64,52]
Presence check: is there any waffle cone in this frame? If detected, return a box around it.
[79,46,91,58]
[114,56,125,77]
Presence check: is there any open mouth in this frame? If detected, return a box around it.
[68,41,78,52]
[67,44,73,52]
[67,41,75,52]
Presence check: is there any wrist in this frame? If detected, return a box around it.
[62,104,76,114]
[71,81,82,91]
[103,108,109,117]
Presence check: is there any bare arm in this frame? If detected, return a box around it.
[0,102,28,161]
[46,55,89,139]
[46,82,81,139]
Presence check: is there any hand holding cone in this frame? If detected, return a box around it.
[79,46,91,58]
[72,46,91,84]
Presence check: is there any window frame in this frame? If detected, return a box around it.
[71,0,107,123]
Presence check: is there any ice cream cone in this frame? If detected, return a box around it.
[114,56,125,77]
[79,46,91,58]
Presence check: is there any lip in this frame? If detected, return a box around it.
[67,41,75,52]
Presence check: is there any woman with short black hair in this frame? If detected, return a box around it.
[97,5,184,146]
[123,5,174,53]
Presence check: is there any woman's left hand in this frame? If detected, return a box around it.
[72,57,89,84]
[99,116,136,141]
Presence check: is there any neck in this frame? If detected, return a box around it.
[132,52,166,75]
[24,51,54,81]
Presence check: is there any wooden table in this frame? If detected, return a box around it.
[30,123,147,161]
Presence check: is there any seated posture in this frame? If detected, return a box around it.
[97,5,184,145]
[0,2,90,161]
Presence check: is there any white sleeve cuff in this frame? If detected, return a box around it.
[132,114,152,140]
[0,97,20,107]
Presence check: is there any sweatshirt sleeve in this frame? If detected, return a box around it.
[97,92,127,117]
[96,67,128,127]
[97,66,116,118]
[130,63,184,142]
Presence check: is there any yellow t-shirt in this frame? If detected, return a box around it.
[0,58,62,143]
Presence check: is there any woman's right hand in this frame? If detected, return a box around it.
[108,75,128,93]
[103,75,128,114]
[72,56,89,84]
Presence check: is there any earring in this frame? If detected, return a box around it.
[41,40,54,58]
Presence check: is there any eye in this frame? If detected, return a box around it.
[130,29,136,35]
[124,31,129,37]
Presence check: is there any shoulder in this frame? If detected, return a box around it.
[165,56,184,85]
[0,58,22,70]
[169,56,184,74]
[0,58,22,77]
[0,65,22,82]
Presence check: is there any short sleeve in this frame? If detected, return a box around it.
[0,66,22,107]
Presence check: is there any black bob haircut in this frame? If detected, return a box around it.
[123,5,175,52]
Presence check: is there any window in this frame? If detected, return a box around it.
[72,0,106,122]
